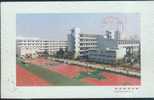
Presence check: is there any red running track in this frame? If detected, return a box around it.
[16,64,49,86]
[29,58,49,65]
[47,64,93,78]
[27,58,82,78]
[43,63,140,86]
[26,58,141,86]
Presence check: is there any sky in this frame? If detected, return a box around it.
[16,13,140,40]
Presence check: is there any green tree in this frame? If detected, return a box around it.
[55,47,75,59]
[63,47,74,59]
[56,48,64,58]
[43,50,49,57]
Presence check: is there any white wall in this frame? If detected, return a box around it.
[116,48,126,59]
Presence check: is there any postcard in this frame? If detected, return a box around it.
[1,1,154,98]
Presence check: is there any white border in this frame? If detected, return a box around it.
[1,1,154,98]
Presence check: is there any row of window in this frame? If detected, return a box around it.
[20,46,66,48]
[120,46,139,49]
[88,57,115,63]
[80,34,97,37]
[18,43,67,46]
[89,54,116,58]
[118,40,140,44]
[80,39,96,42]
[88,50,116,54]
[80,47,95,50]
[27,45,65,47]
[17,40,67,43]
[25,42,67,45]
[80,43,96,46]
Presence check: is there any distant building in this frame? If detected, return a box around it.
[114,30,121,40]
[16,39,68,58]
[68,27,140,64]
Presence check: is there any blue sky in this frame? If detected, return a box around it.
[16,13,140,40]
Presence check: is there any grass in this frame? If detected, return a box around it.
[17,60,91,86]
[75,69,106,80]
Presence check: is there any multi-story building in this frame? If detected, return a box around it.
[68,27,99,59]
[16,39,68,58]
[87,40,140,64]
[68,27,140,64]
[17,27,140,65]
[87,49,118,64]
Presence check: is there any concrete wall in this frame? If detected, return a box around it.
[116,48,126,59]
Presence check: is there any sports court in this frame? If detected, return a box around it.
[16,57,140,86]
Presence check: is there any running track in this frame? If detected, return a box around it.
[17,58,141,86]
[16,64,49,86]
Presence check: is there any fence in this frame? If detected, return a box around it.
[50,58,140,77]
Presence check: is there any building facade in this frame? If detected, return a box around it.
[16,39,68,58]
[68,27,98,59]
[68,27,140,64]
[16,27,140,64]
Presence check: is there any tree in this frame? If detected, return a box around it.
[116,59,124,66]
[56,48,64,58]
[43,50,49,57]
[124,47,133,64]
[124,47,140,65]
[64,47,68,59]
[63,47,75,59]
[55,47,75,59]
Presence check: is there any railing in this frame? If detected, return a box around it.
[50,57,140,77]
